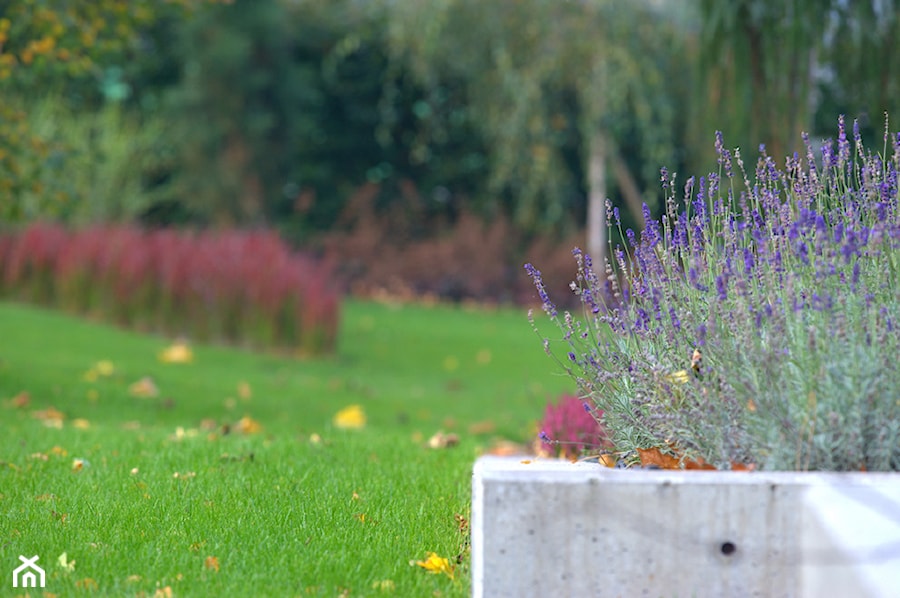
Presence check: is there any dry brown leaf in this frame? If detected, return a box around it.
[683,456,717,470]
[128,377,159,398]
[32,407,65,424]
[204,556,220,572]
[8,391,30,408]
[426,431,459,449]
[636,447,682,469]
[234,416,262,435]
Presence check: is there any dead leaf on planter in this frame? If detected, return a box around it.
[683,456,717,470]
[427,431,459,449]
[730,462,756,471]
[597,453,618,468]
[637,447,682,469]
[128,377,159,398]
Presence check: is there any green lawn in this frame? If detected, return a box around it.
[0,299,572,597]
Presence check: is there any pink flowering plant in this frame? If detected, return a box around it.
[528,115,900,471]
[536,394,611,459]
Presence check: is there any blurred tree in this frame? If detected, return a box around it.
[0,0,222,223]
[162,0,490,240]
[819,1,898,134]
[385,0,688,264]
[698,0,898,163]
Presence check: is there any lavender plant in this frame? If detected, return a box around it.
[527,115,900,471]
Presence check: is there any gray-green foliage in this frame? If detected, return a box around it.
[530,117,900,471]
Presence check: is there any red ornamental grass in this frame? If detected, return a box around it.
[538,394,612,459]
[0,222,342,355]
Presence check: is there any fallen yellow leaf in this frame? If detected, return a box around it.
[234,416,262,434]
[159,341,193,364]
[58,552,75,572]
[72,418,90,430]
[95,360,115,376]
[32,407,65,428]
[413,552,454,579]
[333,405,366,429]
[128,377,159,398]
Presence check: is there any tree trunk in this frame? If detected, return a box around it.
[611,148,646,230]
[587,131,608,266]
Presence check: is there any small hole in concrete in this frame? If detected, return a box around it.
[721,541,737,556]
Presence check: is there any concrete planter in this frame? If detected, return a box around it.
[471,456,900,598]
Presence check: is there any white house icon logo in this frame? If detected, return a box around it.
[12,555,45,588]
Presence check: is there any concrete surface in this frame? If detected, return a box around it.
[471,456,900,597]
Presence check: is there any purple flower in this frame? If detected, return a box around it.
[743,248,754,274]
[715,275,728,301]
[838,114,850,166]
[524,263,557,317]
[715,131,734,178]
[669,307,681,331]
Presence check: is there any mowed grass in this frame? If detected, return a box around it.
[0,299,572,596]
